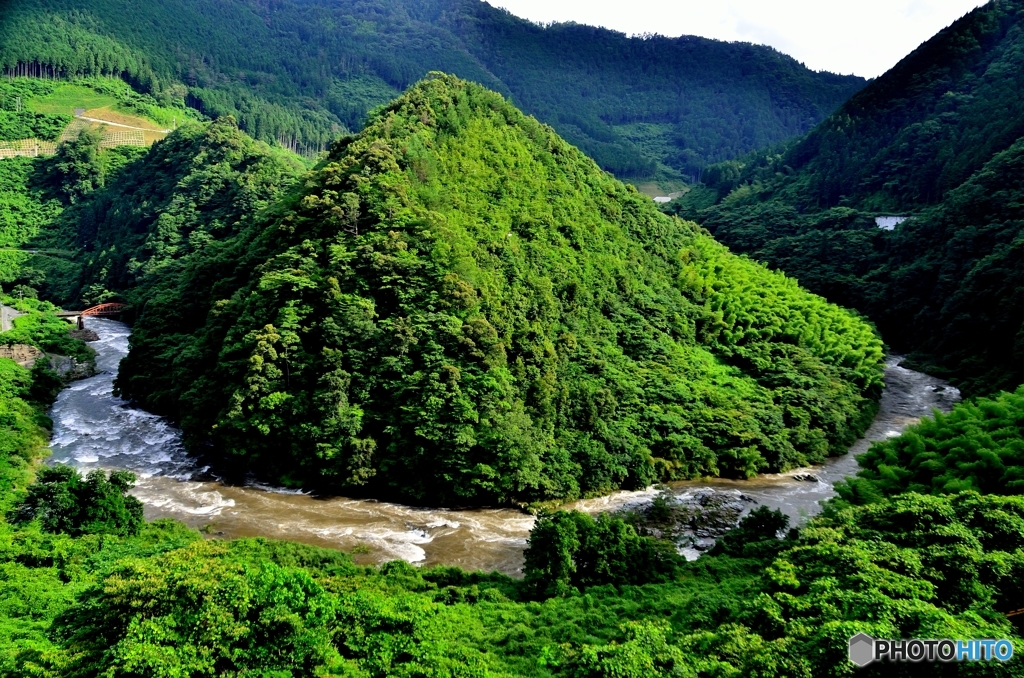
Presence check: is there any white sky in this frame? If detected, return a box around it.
[484,0,989,77]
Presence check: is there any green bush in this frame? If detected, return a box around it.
[708,505,790,559]
[49,540,343,677]
[12,465,144,537]
[524,510,682,597]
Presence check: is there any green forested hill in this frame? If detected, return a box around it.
[61,119,306,301]
[100,75,884,505]
[670,0,1024,395]
[0,0,865,178]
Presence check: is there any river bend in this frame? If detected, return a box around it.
[48,319,960,574]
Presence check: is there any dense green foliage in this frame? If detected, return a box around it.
[787,1,1024,212]
[747,491,1024,676]
[0,79,71,142]
[1,297,95,363]
[48,128,103,203]
[52,541,351,676]
[63,118,305,304]
[670,0,1024,395]
[0,157,61,252]
[0,109,162,303]
[11,465,143,537]
[3,487,1021,676]
[0,0,864,175]
[680,0,1024,211]
[0,111,69,143]
[0,308,1018,677]
[837,385,1024,503]
[44,122,151,208]
[0,360,51,512]
[523,511,681,597]
[106,76,883,504]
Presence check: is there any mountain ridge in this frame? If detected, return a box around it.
[0,0,865,178]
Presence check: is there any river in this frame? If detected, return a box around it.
[48,318,960,574]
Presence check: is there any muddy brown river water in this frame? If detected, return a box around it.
[49,318,960,575]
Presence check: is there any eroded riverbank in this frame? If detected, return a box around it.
[48,319,959,574]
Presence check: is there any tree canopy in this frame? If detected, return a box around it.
[12,465,144,537]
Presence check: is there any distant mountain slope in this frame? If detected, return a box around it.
[781,0,1024,210]
[670,0,1024,395]
[0,0,864,178]
[98,75,884,505]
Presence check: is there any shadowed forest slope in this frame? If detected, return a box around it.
[670,0,1024,396]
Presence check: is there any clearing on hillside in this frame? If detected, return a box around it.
[4,80,190,155]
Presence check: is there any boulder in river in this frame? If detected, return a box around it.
[615,489,749,555]
[69,328,101,342]
[48,354,96,380]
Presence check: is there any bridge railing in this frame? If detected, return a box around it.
[81,303,128,317]
[55,303,128,328]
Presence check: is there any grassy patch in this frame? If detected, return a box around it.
[25,83,118,116]
[22,79,188,138]
[631,180,690,199]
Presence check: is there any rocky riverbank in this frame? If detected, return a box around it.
[614,489,757,556]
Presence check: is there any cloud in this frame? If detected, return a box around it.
[484,0,988,77]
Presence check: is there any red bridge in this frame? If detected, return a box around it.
[56,303,128,328]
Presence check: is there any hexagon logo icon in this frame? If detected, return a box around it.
[849,633,875,667]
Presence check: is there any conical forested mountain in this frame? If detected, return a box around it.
[671,0,1024,396]
[108,75,884,504]
[0,0,865,178]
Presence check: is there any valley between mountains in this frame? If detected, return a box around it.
[0,1,1022,676]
